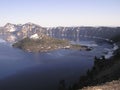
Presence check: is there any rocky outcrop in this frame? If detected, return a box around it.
[12,35,89,53]
[0,23,120,43]
[71,47,120,90]
[0,23,46,43]
[46,27,120,42]
[82,80,120,90]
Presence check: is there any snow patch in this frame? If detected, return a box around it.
[30,34,39,39]
[113,43,119,50]
[5,24,16,32]
[105,50,113,59]
[104,43,119,59]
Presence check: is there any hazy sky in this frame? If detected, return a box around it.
[0,0,120,27]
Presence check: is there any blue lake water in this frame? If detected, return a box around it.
[0,38,113,90]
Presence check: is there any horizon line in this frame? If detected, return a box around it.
[0,22,120,27]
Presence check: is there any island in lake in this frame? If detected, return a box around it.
[12,33,89,52]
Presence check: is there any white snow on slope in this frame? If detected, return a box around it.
[5,24,16,32]
[30,34,39,39]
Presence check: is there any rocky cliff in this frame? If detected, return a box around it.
[0,23,46,42]
[0,23,120,43]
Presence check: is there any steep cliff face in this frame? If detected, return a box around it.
[47,27,120,41]
[0,23,46,42]
[0,23,120,43]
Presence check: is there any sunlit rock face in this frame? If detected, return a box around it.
[0,23,120,43]
[30,34,39,39]
[4,23,15,32]
[0,23,46,43]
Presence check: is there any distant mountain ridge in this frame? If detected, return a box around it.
[0,22,120,43]
[0,23,46,42]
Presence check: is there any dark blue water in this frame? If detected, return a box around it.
[0,39,113,90]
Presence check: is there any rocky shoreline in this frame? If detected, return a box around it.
[81,47,120,90]
[58,42,120,90]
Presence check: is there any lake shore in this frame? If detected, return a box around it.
[12,37,90,53]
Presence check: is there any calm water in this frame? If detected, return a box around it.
[0,38,113,90]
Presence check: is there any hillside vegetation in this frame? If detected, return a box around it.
[58,36,120,90]
[13,36,70,52]
[13,35,88,53]
[79,36,120,90]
